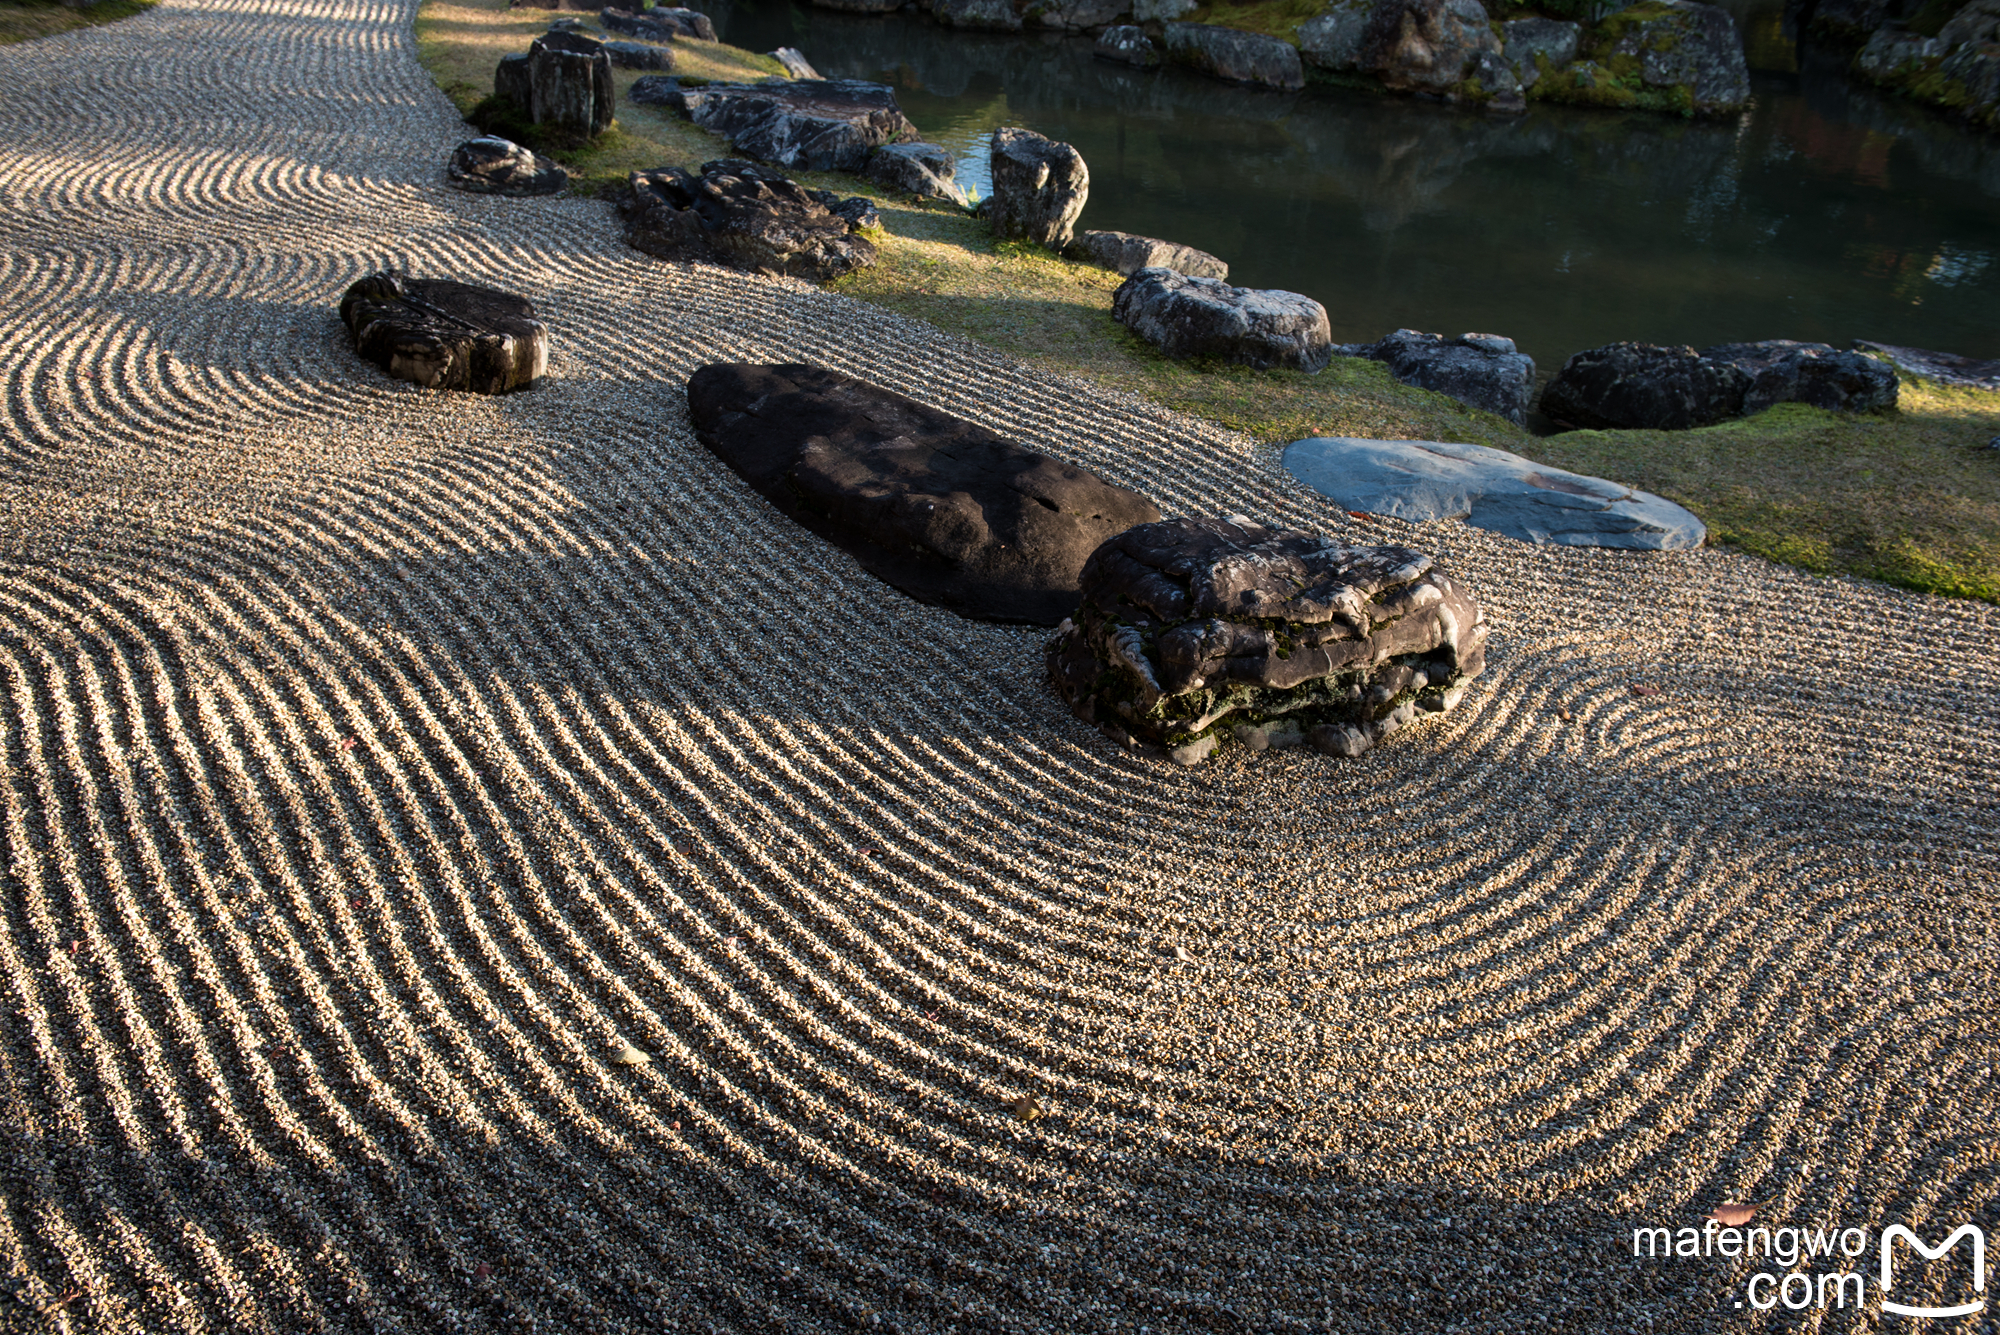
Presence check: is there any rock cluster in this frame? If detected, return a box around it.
[444,137,568,196]
[1113,268,1332,372]
[338,273,549,395]
[1540,340,1900,430]
[620,160,879,283]
[1046,517,1488,764]
[1337,329,1535,425]
[1823,0,2000,132]
[1067,229,1228,279]
[988,127,1090,249]
[665,79,920,173]
[686,363,1162,625]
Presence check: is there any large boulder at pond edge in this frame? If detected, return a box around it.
[1163,22,1307,89]
[601,5,715,40]
[685,363,1163,625]
[445,137,568,196]
[1046,517,1489,765]
[1113,268,1333,372]
[1539,341,1751,430]
[1096,25,1162,66]
[1339,329,1535,425]
[620,160,877,282]
[1283,436,1707,549]
[339,272,549,395]
[1067,229,1228,279]
[988,127,1090,250]
[1297,0,1373,71]
[866,141,969,207]
[1362,0,1503,92]
[1597,0,1750,115]
[669,80,919,172]
[1698,340,1899,413]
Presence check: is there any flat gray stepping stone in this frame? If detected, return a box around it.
[1283,436,1705,550]
[338,273,549,395]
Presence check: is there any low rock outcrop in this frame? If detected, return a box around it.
[866,141,970,206]
[988,127,1090,249]
[603,39,673,70]
[339,272,549,395]
[1362,0,1503,92]
[1114,268,1332,372]
[1297,0,1372,71]
[1338,329,1535,424]
[934,0,1026,30]
[667,80,920,172]
[1030,0,1129,30]
[1853,340,2000,391]
[1067,229,1228,279]
[1095,24,1162,66]
[1502,15,1579,87]
[1535,0,1750,114]
[1163,22,1307,89]
[1283,436,1708,549]
[1046,517,1489,764]
[685,363,1162,625]
[1847,1,2000,132]
[1540,342,1751,431]
[444,137,569,196]
[601,5,714,40]
[621,160,878,282]
[1699,340,1899,413]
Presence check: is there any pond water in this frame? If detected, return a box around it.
[703,0,2000,378]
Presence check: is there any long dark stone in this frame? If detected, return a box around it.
[338,273,548,395]
[685,363,1162,625]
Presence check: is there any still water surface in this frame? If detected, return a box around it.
[705,0,2000,375]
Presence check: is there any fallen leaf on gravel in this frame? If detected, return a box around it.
[473,1263,492,1278]
[1559,709,1572,720]
[610,1041,650,1067]
[855,847,880,858]
[1709,1201,1764,1226]
[1631,685,1661,698]
[338,736,356,751]
[1005,1095,1044,1122]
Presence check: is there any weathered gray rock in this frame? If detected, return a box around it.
[1940,0,2000,46]
[1699,340,1900,413]
[1540,342,1751,431]
[685,363,1162,625]
[1163,22,1307,89]
[621,161,878,282]
[866,141,970,206]
[524,30,614,137]
[770,46,822,79]
[1095,24,1161,66]
[339,272,549,395]
[627,74,682,105]
[603,39,674,70]
[669,80,920,172]
[1856,28,1943,79]
[1067,229,1228,279]
[988,126,1090,249]
[1132,0,1196,17]
[1029,0,1129,30]
[1363,0,1503,92]
[1503,15,1578,87]
[445,136,569,196]
[1114,268,1332,371]
[1341,329,1535,424]
[1283,436,1708,549]
[601,5,715,40]
[1604,0,1750,114]
[1297,0,1372,70]
[1852,340,2000,391]
[809,188,882,230]
[1046,517,1489,763]
[495,52,532,109]
[1467,50,1525,107]
[934,0,1026,30]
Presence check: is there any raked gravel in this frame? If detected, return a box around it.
[1,1,1997,1331]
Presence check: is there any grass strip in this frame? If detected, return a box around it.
[1,0,153,44]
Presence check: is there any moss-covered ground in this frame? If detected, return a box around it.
[0,0,151,44]
[414,0,2000,605]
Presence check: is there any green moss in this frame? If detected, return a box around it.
[0,0,153,44]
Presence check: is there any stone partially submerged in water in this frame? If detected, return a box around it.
[1047,517,1488,764]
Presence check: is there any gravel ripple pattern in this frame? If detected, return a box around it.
[1,1,1997,1331]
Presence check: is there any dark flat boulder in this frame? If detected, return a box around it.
[1540,341,1750,431]
[1113,267,1333,372]
[1162,22,1306,89]
[1283,436,1706,549]
[1699,340,1898,413]
[1046,517,1489,764]
[1067,229,1228,280]
[1339,328,1535,425]
[620,160,877,282]
[667,79,919,172]
[601,5,715,40]
[603,39,673,70]
[1852,340,2000,392]
[338,273,548,394]
[685,363,1162,625]
[444,137,568,196]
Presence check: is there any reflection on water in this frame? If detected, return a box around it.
[707,0,2000,369]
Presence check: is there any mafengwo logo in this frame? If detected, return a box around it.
[1630,1205,1987,1317]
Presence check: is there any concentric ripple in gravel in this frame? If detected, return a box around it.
[1,2,1997,1332]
